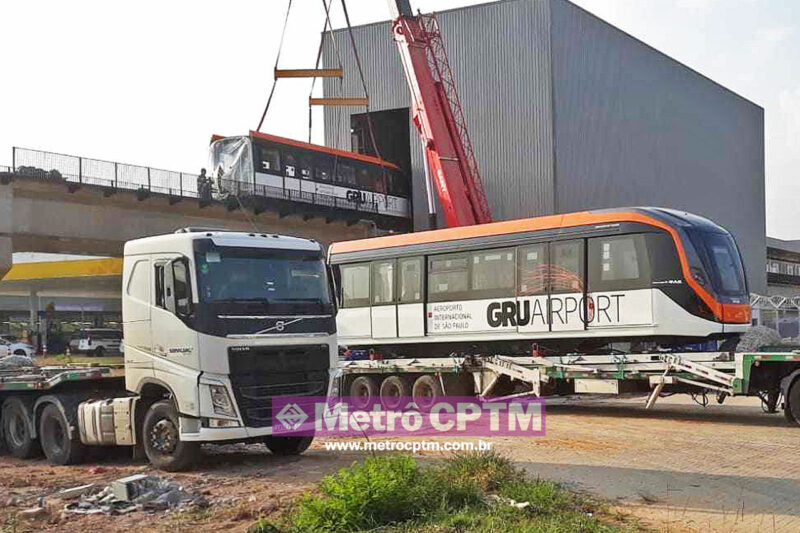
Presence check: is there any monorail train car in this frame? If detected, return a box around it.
[328,208,751,356]
[208,131,412,231]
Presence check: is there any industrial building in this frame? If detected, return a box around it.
[322,0,766,292]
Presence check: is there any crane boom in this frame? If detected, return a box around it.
[388,1,492,227]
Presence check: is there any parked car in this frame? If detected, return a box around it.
[0,336,34,357]
[69,329,123,356]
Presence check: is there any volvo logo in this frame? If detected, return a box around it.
[253,317,305,335]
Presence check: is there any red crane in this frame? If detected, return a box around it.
[388,0,493,227]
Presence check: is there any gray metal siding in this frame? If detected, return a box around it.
[549,0,766,291]
[323,0,555,229]
[323,0,765,292]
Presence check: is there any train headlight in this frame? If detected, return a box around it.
[209,385,236,418]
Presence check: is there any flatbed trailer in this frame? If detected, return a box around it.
[338,350,800,422]
[0,364,128,459]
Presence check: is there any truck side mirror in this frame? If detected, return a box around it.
[171,257,193,317]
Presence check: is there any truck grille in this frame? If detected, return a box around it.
[227,344,329,428]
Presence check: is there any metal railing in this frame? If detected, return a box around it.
[11,147,199,198]
[7,149,382,216]
[218,179,380,214]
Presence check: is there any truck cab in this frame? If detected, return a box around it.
[122,229,337,469]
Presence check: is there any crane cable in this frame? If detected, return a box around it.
[339,0,390,198]
[308,0,344,144]
[256,0,294,132]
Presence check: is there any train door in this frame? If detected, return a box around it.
[586,234,653,329]
[371,260,397,338]
[549,240,586,332]
[397,257,424,337]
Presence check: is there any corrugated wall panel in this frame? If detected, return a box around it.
[549,0,766,291]
[323,0,555,229]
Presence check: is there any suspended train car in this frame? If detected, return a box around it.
[328,207,751,355]
[208,132,412,231]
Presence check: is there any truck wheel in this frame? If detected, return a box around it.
[39,404,84,465]
[142,400,200,471]
[2,398,41,459]
[412,375,444,409]
[94,347,105,358]
[786,379,800,426]
[380,376,411,409]
[264,435,313,456]
[349,376,378,409]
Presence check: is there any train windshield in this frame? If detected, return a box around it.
[194,248,331,312]
[688,230,747,297]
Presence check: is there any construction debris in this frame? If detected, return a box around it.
[63,475,208,515]
[0,354,38,370]
[737,326,783,352]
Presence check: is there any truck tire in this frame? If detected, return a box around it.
[39,403,84,465]
[412,375,444,409]
[94,346,105,358]
[142,400,200,471]
[379,376,411,409]
[2,398,41,459]
[349,376,378,409]
[264,435,313,456]
[786,378,800,426]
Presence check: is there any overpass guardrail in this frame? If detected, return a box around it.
[9,147,200,198]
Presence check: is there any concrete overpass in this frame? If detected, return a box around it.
[0,169,374,277]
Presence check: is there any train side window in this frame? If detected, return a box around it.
[315,155,332,182]
[372,260,395,305]
[374,168,386,194]
[550,240,584,293]
[283,152,297,178]
[428,253,470,302]
[588,235,651,292]
[399,257,423,303]
[337,163,356,186]
[471,248,515,299]
[356,164,371,189]
[518,243,548,296]
[299,154,313,180]
[258,146,281,175]
[340,263,370,308]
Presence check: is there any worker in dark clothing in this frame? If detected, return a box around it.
[198,168,211,201]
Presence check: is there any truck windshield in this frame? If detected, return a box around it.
[194,248,331,308]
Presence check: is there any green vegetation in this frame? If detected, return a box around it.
[250,451,638,533]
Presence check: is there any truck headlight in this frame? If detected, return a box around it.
[209,385,236,418]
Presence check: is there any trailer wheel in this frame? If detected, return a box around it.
[39,403,84,465]
[142,400,200,471]
[412,375,444,409]
[786,378,800,426]
[264,435,313,456]
[349,376,379,409]
[1,398,40,459]
[379,376,411,409]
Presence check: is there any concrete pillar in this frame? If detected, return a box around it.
[28,289,38,352]
[0,185,11,279]
[0,237,10,280]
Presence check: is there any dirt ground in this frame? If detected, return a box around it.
[1,395,797,532]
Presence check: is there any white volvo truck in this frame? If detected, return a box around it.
[0,229,339,471]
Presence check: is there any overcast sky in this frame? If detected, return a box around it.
[1,0,797,237]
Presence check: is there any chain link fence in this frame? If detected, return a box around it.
[751,293,800,339]
[11,147,199,198]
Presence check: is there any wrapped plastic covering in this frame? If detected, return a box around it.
[207,136,254,199]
